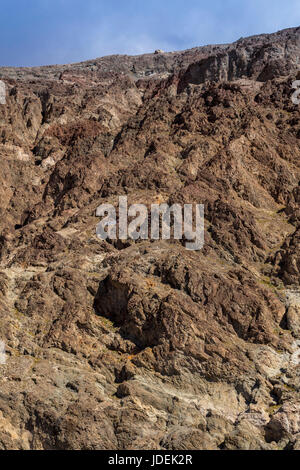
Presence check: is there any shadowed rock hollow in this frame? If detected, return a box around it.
[0,26,300,450]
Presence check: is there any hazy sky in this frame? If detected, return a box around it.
[1,0,300,66]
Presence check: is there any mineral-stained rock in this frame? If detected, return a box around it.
[0,26,299,450]
[286,305,300,337]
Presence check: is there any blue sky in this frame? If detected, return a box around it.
[1,0,300,66]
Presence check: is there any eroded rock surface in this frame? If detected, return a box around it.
[0,26,300,450]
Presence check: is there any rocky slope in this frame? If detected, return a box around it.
[0,26,299,450]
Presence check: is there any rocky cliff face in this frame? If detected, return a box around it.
[0,26,300,450]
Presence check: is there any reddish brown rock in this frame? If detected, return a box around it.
[0,26,299,450]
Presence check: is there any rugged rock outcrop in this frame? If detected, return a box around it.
[0,26,299,450]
